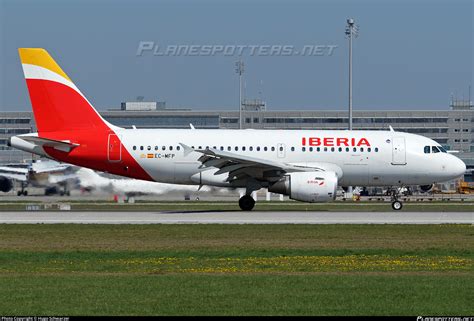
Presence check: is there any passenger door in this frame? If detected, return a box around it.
[107,134,122,162]
[391,137,406,165]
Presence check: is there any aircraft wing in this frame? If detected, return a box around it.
[0,166,28,182]
[31,160,74,174]
[181,143,340,184]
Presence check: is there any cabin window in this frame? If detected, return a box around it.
[279,146,283,152]
[338,147,342,152]
[220,146,224,151]
[169,146,173,151]
[133,146,136,151]
[345,147,349,152]
[162,146,166,151]
[140,146,144,151]
[227,146,231,151]
[257,147,261,151]
[271,147,275,152]
[242,146,246,151]
[176,146,181,151]
[302,147,306,152]
[375,147,379,152]
[353,147,357,152]
[264,147,268,151]
[235,146,239,151]
[317,147,321,152]
[291,147,295,152]
[360,147,364,152]
[250,146,254,151]
[147,146,151,151]
[367,147,371,152]
[331,147,335,152]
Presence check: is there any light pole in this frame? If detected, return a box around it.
[235,58,245,129]
[345,18,358,195]
[345,18,358,131]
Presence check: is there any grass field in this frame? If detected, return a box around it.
[0,224,472,315]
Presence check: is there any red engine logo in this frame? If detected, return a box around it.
[307,179,325,186]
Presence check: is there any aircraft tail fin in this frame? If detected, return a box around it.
[18,48,110,133]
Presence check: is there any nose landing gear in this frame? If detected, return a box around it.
[387,187,404,211]
[391,200,403,210]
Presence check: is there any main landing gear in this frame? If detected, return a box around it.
[17,182,28,196]
[239,195,255,211]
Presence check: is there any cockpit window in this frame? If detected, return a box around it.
[438,146,447,153]
[432,146,440,153]
[424,146,430,154]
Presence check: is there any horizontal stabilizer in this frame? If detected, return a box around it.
[21,136,79,153]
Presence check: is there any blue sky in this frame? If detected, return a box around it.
[0,0,472,111]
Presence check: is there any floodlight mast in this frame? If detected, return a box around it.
[345,18,359,131]
[235,58,245,129]
[345,18,359,195]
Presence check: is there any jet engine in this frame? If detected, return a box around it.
[268,171,338,202]
[0,177,13,193]
[419,184,434,193]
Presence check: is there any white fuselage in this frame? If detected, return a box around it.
[115,129,466,187]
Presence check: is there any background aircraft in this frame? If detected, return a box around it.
[0,159,78,195]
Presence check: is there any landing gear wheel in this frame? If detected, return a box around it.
[391,200,403,211]
[239,195,255,211]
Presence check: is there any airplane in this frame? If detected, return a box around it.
[9,48,466,210]
[0,159,77,196]
[74,167,226,200]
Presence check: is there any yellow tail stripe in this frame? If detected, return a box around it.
[18,48,72,82]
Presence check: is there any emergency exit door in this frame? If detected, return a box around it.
[277,143,286,158]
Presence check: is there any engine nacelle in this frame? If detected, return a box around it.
[419,184,434,193]
[0,177,13,193]
[268,171,338,202]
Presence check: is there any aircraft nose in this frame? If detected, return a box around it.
[449,156,466,178]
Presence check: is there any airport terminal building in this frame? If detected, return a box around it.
[1,101,473,176]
